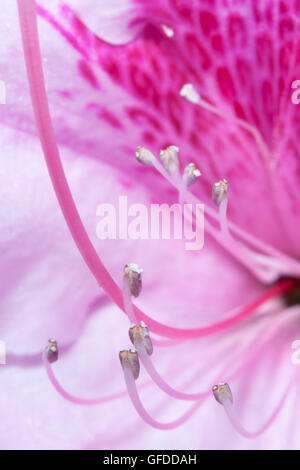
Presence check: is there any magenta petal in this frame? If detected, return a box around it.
[61,0,149,44]
[4,0,299,252]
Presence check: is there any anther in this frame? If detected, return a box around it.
[129,322,153,356]
[161,24,174,38]
[179,84,201,104]
[45,338,58,363]
[212,179,229,206]
[135,146,154,166]
[160,146,180,174]
[119,349,140,380]
[212,382,233,406]
[123,263,143,298]
[183,162,201,187]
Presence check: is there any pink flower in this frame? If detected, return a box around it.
[1,0,300,449]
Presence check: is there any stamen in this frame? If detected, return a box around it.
[212,179,279,282]
[122,264,142,323]
[129,322,153,356]
[160,146,180,175]
[212,180,280,280]
[161,24,174,38]
[119,348,140,380]
[150,152,279,281]
[212,382,233,406]
[45,338,58,363]
[145,149,267,279]
[179,83,201,104]
[178,84,300,276]
[121,357,204,430]
[213,179,230,239]
[134,306,297,413]
[135,146,154,166]
[124,263,143,298]
[212,179,229,207]
[42,345,126,405]
[183,163,201,187]
[215,181,280,280]
[213,380,295,439]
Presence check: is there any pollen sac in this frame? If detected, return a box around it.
[119,349,140,380]
[160,145,180,174]
[161,24,174,38]
[212,179,229,206]
[212,382,233,406]
[124,263,143,298]
[129,322,153,356]
[179,83,201,104]
[135,146,154,166]
[183,162,201,187]
[45,338,58,363]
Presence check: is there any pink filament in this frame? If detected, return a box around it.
[135,310,284,403]
[147,279,295,339]
[195,95,271,165]
[222,307,300,390]
[123,364,205,430]
[136,343,208,401]
[186,96,300,275]
[215,311,300,438]
[155,151,300,279]
[223,380,294,439]
[43,352,126,405]
[17,1,296,339]
[123,309,298,429]
[219,196,230,239]
[122,278,136,324]
[148,336,180,347]
[160,158,281,282]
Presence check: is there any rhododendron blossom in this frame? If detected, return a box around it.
[1,0,300,450]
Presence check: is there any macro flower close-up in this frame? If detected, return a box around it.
[1,0,300,451]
